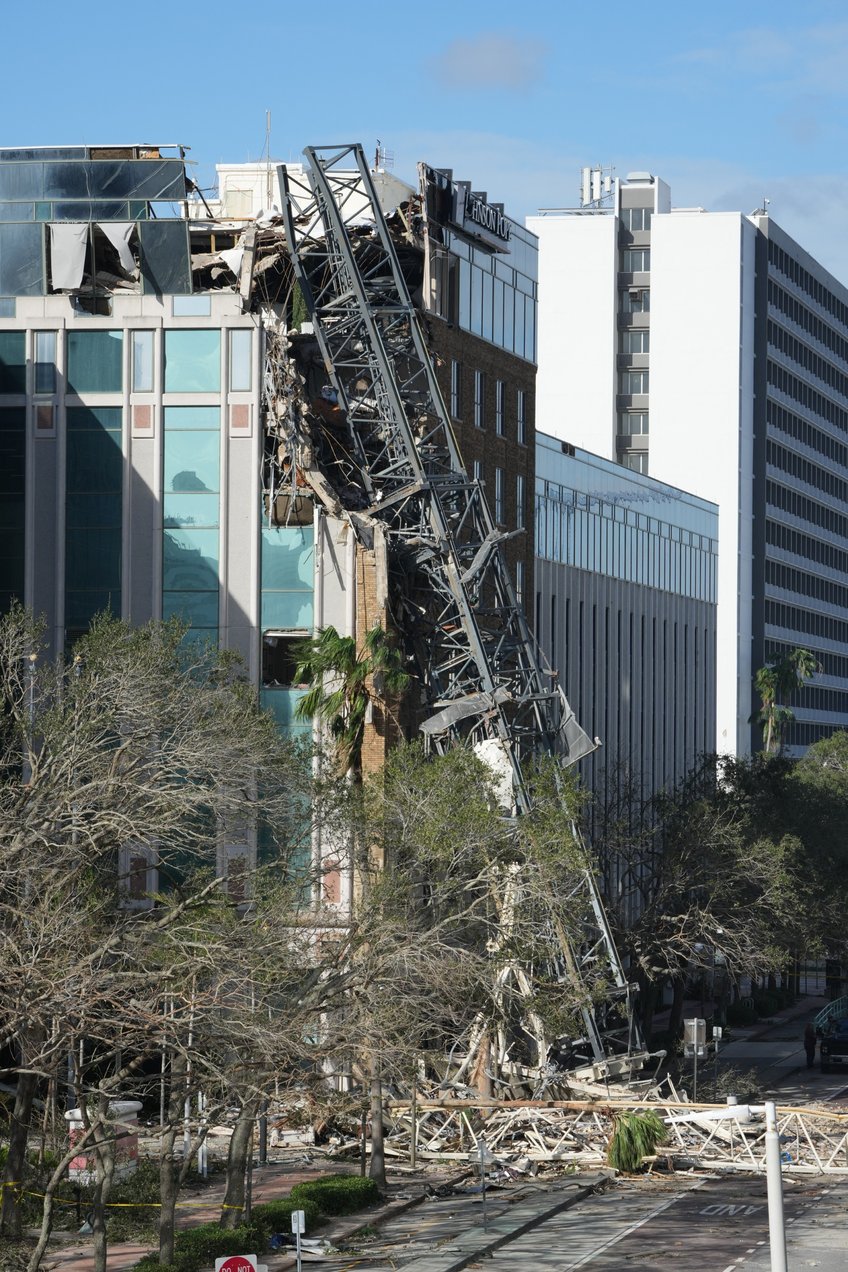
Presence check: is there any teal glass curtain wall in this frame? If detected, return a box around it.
[65,407,122,639]
[163,406,220,645]
[259,524,313,739]
[0,407,25,614]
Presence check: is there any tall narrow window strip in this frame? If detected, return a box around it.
[495,466,505,522]
[517,389,527,445]
[474,369,485,428]
[34,331,56,394]
[131,330,154,393]
[516,473,525,530]
[496,379,505,435]
[450,359,461,418]
[229,329,252,391]
[162,406,220,645]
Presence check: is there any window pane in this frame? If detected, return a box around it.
[132,330,154,392]
[162,590,219,627]
[34,330,56,393]
[229,329,252,391]
[67,330,123,393]
[164,429,219,494]
[163,492,220,528]
[173,295,211,316]
[0,223,43,295]
[261,591,314,630]
[261,526,313,590]
[164,329,220,392]
[0,331,25,392]
[163,528,219,590]
[163,406,220,429]
[139,220,191,296]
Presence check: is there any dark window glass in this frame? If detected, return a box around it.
[0,331,25,392]
[65,407,122,638]
[0,407,25,614]
[0,222,44,295]
[140,220,191,296]
[67,330,123,393]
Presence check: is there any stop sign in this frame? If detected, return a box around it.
[215,1257,257,1272]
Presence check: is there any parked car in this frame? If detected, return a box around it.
[819,1018,848,1074]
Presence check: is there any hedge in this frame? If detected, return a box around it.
[135,1222,267,1272]
[289,1173,379,1215]
[252,1196,321,1234]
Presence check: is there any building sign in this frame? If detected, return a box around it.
[420,166,512,254]
[463,192,511,244]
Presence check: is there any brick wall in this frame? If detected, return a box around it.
[427,314,536,630]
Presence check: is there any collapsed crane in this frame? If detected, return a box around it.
[277,143,646,1080]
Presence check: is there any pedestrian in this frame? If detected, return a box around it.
[804,1022,817,1069]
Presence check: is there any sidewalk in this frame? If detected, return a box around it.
[36,1162,452,1272]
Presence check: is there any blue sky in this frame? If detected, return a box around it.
[6,0,848,280]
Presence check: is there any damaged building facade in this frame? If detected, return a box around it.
[0,143,542,902]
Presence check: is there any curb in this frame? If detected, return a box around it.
[398,1173,611,1272]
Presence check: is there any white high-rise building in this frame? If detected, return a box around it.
[530,173,848,757]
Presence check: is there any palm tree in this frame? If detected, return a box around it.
[292,624,409,776]
[754,648,819,753]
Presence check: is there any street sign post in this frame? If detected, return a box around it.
[684,1018,707,1099]
[292,1209,306,1272]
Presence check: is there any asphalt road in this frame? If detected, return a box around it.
[481,1176,821,1271]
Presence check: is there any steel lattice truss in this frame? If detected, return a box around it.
[279,143,642,1064]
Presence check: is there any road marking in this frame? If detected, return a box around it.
[565,1183,705,1269]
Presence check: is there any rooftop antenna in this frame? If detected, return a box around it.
[373,139,394,173]
[579,164,615,209]
[265,110,273,208]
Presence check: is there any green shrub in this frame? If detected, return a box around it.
[132,1223,268,1271]
[290,1173,380,1215]
[607,1111,667,1173]
[253,1196,321,1234]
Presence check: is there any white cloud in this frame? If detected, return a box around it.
[428,33,548,92]
[675,21,848,95]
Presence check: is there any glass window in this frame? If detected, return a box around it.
[65,407,122,640]
[473,369,485,428]
[132,330,154,392]
[517,389,527,445]
[450,359,462,418]
[66,330,123,394]
[495,466,505,522]
[495,379,505,435]
[473,459,483,483]
[619,412,649,435]
[34,331,56,393]
[0,407,26,615]
[515,559,524,605]
[163,404,219,644]
[621,288,650,313]
[0,299,15,317]
[173,295,211,317]
[164,428,220,495]
[621,207,652,231]
[139,220,191,296]
[164,329,220,392]
[229,328,252,391]
[622,248,650,272]
[620,451,649,474]
[0,331,25,393]
[621,329,650,354]
[470,265,483,337]
[620,370,649,394]
[516,473,525,529]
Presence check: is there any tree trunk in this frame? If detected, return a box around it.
[667,977,686,1041]
[220,1098,259,1228]
[1,1070,38,1237]
[159,1052,186,1267]
[368,1061,386,1193]
[639,977,659,1042]
[26,1122,99,1272]
[91,1107,114,1272]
